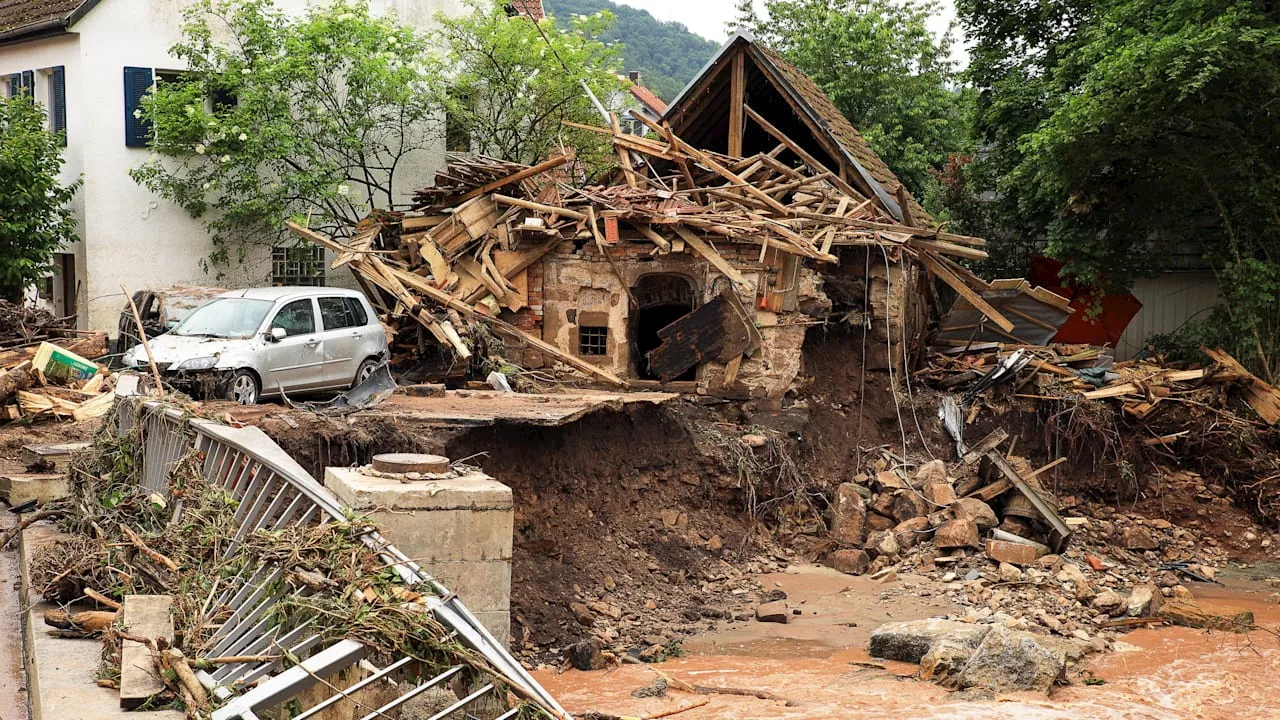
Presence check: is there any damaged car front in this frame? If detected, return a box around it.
[121,296,274,402]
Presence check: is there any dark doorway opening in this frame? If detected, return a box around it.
[632,274,697,380]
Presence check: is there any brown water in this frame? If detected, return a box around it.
[535,566,1280,720]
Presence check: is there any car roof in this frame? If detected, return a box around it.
[216,287,366,302]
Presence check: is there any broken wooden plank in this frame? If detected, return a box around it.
[119,595,174,709]
[647,292,752,382]
[984,450,1072,552]
[915,250,1015,333]
[454,153,571,205]
[1202,347,1280,424]
[672,226,751,292]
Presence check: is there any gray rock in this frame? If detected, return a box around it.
[919,636,975,688]
[869,619,991,663]
[756,600,790,623]
[956,627,1067,694]
[1126,583,1163,617]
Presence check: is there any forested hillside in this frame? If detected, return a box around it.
[544,0,721,101]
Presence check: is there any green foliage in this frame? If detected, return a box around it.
[958,0,1280,376]
[543,0,722,102]
[736,0,971,199]
[0,94,80,302]
[438,0,626,170]
[130,0,446,276]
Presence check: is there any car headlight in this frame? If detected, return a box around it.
[172,356,218,371]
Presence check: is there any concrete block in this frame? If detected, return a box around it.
[426,560,511,614]
[3,474,69,506]
[119,595,174,709]
[21,442,89,471]
[468,610,511,647]
[325,467,512,512]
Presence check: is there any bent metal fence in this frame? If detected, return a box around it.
[119,397,567,720]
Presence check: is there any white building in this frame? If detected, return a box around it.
[0,0,466,334]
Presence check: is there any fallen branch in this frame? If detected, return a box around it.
[119,523,179,572]
[0,508,68,548]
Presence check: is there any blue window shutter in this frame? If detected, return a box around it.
[51,66,66,145]
[123,66,153,147]
[20,70,33,94]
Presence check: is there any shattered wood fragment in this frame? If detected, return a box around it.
[647,293,752,382]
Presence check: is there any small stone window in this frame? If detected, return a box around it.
[578,326,609,356]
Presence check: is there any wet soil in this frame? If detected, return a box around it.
[536,567,1280,720]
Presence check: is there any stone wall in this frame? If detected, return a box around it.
[508,234,923,397]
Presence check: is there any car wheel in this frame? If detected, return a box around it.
[352,358,380,388]
[225,370,260,405]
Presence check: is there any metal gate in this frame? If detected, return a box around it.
[120,398,566,720]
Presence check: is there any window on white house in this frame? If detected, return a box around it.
[272,246,326,287]
[123,67,189,147]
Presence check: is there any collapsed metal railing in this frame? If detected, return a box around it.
[119,398,566,720]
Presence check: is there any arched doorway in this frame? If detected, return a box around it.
[631,273,697,380]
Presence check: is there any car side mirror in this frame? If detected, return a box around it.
[269,327,287,342]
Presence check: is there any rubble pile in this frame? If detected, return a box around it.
[0,332,116,423]
[814,428,1262,692]
[287,117,997,388]
[922,342,1280,520]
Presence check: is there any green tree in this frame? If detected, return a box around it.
[437,0,626,170]
[735,0,970,199]
[544,0,721,102]
[958,0,1280,375]
[0,94,81,302]
[130,0,446,274]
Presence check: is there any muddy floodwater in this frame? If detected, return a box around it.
[535,565,1280,720]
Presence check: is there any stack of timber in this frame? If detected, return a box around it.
[0,333,116,422]
[289,116,1007,386]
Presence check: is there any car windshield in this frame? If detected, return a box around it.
[172,298,273,338]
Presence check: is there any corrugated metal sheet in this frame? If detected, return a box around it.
[1115,272,1220,360]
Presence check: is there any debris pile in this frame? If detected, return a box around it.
[20,401,560,718]
[815,423,1265,691]
[921,342,1280,519]
[288,116,998,389]
[0,300,73,347]
[0,333,117,423]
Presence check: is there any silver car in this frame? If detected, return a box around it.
[121,287,388,404]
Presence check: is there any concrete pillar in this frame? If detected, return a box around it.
[323,462,513,646]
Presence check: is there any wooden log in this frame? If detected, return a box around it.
[0,363,32,403]
[43,609,118,632]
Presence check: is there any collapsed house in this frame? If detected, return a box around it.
[292,33,1026,399]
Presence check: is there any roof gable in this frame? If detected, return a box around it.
[0,0,99,43]
[662,31,931,227]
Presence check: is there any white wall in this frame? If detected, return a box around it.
[3,0,467,334]
[1115,271,1221,360]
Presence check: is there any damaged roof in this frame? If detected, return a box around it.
[0,0,99,44]
[663,31,931,226]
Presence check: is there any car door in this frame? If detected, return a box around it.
[345,296,385,363]
[316,296,360,387]
[261,298,325,393]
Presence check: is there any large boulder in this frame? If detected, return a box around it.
[892,491,929,522]
[829,483,868,546]
[825,548,870,576]
[869,619,991,663]
[952,498,999,530]
[864,529,901,559]
[913,459,949,489]
[935,519,981,549]
[1122,526,1160,551]
[1126,583,1163,617]
[955,627,1067,694]
[919,636,976,688]
[892,516,932,550]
